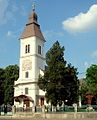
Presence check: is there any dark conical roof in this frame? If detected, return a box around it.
[19,10,45,41]
[28,11,38,24]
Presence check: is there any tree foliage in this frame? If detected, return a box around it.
[80,82,97,105]
[38,41,79,106]
[0,65,19,105]
[85,64,97,104]
[80,64,97,104]
[86,64,97,84]
[0,68,5,105]
[4,65,19,105]
[64,64,79,105]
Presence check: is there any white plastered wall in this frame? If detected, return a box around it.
[14,36,46,106]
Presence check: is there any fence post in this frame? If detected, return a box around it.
[12,105,16,115]
[0,106,1,115]
[4,104,7,115]
[32,106,35,113]
[42,105,45,113]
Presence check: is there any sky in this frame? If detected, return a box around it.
[0,0,97,78]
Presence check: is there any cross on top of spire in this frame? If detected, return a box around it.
[32,3,36,11]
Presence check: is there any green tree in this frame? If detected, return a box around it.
[0,68,5,105]
[4,65,19,105]
[80,64,97,105]
[80,82,97,105]
[86,64,97,83]
[64,64,79,105]
[86,64,97,104]
[38,41,78,106]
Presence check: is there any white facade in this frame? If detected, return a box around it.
[14,10,46,107]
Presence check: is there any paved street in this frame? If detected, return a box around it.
[0,118,92,120]
[0,116,97,120]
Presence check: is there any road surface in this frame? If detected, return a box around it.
[0,117,97,120]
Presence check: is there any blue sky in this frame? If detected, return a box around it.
[0,0,97,78]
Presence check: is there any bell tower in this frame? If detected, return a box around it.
[14,4,45,107]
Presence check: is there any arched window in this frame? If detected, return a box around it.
[25,44,30,53]
[25,88,28,94]
[38,45,41,55]
[28,44,30,53]
[25,45,28,53]
[25,71,29,78]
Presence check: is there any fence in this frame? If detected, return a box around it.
[0,104,12,115]
[1,104,97,116]
[15,105,43,114]
[14,105,72,114]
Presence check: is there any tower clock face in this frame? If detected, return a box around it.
[22,59,32,71]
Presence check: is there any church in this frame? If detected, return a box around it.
[14,5,46,108]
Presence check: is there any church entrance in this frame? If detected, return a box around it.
[14,94,34,108]
[24,101,30,107]
[40,97,44,106]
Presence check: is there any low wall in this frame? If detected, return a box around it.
[13,112,97,119]
[42,112,97,119]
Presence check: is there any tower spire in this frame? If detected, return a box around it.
[20,4,45,41]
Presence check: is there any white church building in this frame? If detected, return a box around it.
[14,6,46,108]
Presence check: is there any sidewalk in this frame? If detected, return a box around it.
[1,112,97,120]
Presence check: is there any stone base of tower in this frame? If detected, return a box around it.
[14,79,46,108]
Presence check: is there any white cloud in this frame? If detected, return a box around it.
[7,30,17,37]
[84,61,90,71]
[0,0,10,24]
[91,51,97,57]
[7,31,12,36]
[0,0,19,25]
[20,6,27,16]
[7,27,24,37]
[84,62,89,68]
[43,30,64,39]
[62,4,97,34]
